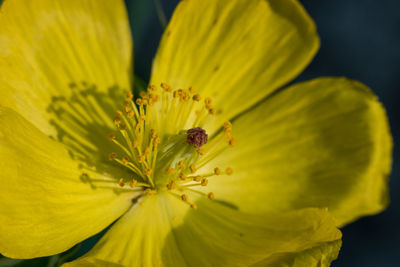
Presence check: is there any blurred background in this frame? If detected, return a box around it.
[0,0,398,266]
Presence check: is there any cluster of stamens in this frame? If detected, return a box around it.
[99,83,237,209]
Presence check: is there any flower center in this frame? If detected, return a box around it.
[103,84,235,209]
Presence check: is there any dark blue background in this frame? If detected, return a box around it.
[127,0,400,266]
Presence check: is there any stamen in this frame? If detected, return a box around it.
[167,180,176,190]
[105,82,237,209]
[190,164,196,173]
[181,194,189,202]
[109,152,117,161]
[146,189,156,195]
[201,178,208,186]
[179,173,187,180]
[178,160,185,170]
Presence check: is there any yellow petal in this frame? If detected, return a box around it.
[65,195,341,266]
[0,107,136,258]
[0,0,132,136]
[150,0,319,133]
[64,195,186,267]
[204,77,392,226]
[251,240,342,267]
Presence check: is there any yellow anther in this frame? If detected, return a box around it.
[123,100,130,106]
[228,137,237,146]
[161,83,172,92]
[201,178,208,186]
[126,110,134,118]
[118,178,125,187]
[197,149,205,155]
[115,110,123,117]
[132,140,139,148]
[173,90,179,98]
[189,86,195,94]
[180,90,190,102]
[130,179,137,188]
[190,204,198,210]
[204,97,212,106]
[190,164,196,173]
[208,192,215,200]
[144,169,153,175]
[136,98,143,106]
[192,94,201,101]
[214,167,221,175]
[139,91,148,98]
[193,175,202,182]
[225,167,233,175]
[144,148,151,156]
[145,189,156,195]
[126,92,134,99]
[178,160,185,170]
[150,129,158,139]
[208,108,216,115]
[148,85,157,91]
[122,156,129,165]
[167,168,175,175]
[181,194,189,202]
[148,98,154,106]
[154,137,161,147]
[108,152,117,161]
[124,106,131,113]
[179,173,187,180]
[119,124,127,130]
[113,116,121,125]
[108,133,116,141]
[167,180,176,190]
[139,115,146,121]
[142,99,148,105]
[138,155,145,163]
[224,121,232,132]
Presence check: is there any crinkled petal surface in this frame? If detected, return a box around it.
[150,0,319,133]
[0,0,132,135]
[204,77,392,226]
[65,195,341,267]
[0,107,136,258]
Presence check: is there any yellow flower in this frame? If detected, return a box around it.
[0,0,392,266]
